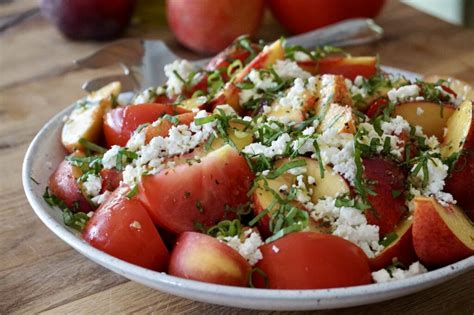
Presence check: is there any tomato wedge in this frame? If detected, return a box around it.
[103,103,188,147]
[137,145,254,234]
[83,186,170,271]
[253,232,372,289]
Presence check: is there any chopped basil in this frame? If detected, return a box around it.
[379,231,398,247]
[266,159,306,180]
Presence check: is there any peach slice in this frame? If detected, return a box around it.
[234,39,285,83]
[441,100,474,220]
[412,196,474,267]
[169,232,251,286]
[393,101,456,140]
[252,158,350,236]
[48,157,93,213]
[369,216,417,271]
[424,75,474,101]
[62,81,121,152]
[318,103,356,134]
[297,56,377,80]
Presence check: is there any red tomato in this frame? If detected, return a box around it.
[99,168,122,192]
[363,157,407,237]
[366,97,388,118]
[253,232,372,289]
[137,145,254,234]
[103,103,188,147]
[83,186,170,271]
[48,159,92,213]
[268,0,386,34]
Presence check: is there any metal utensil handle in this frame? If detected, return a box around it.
[285,18,383,49]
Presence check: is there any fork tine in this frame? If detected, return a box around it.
[74,38,144,69]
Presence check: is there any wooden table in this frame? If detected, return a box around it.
[1,1,473,314]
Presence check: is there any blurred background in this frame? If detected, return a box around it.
[1,0,474,56]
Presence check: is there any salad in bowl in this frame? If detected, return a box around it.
[42,36,473,290]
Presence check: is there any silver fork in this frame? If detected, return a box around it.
[76,18,383,93]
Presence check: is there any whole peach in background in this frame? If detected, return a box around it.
[166,0,265,54]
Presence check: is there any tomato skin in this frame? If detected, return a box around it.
[48,159,92,213]
[137,146,254,234]
[362,157,407,237]
[366,97,388,118]
[103,103,188,147]
[99,168,122,192]
[82,186,170,271]
[253,232,372,289]
[268,0,385,34]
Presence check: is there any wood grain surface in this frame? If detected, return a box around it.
[1,1,473,314]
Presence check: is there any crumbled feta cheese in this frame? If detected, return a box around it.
[102,145,121,169]
[273,60,311,80]
[309,197,383,258]
[293,51,311,62]
[214,104,237,115]
[387,84,420,103]
[380,115,411,136]
[307,175,316,185]
[242,133,291,158]
[223,230,263,265]
[127,131,146,151]
[412,157,455,206]
[278,78,306,111]
[249,69,278,90]
[133,87,158,104]
[91,190,111,206]
[372,262,428,283]
[272,245,280,253]
[164,59,198,96]
[238,88,255,104]
[82,174,102,197]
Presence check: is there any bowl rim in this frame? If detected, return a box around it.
[22,66,474,308]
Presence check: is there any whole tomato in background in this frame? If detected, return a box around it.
[267,0,385,34]
[40,0,137,40]
[166,0,265,54]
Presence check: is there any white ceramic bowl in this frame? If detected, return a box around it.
[22,67,474,311]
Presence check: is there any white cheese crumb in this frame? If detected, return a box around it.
[412,157,455,206]
[91,190,111,206]
[310,197,383,258]
[372,262,428,283]
[102,145,121,169]
[242,133,291,158]
[272,245,280,253]
[248,69,278,90]
[223,230,263,266]
[273,59,311,80]
[307,176,316,185]
[82,174,102,197]
[164,59,198,96]
[387,84,420,103]
[278,78,306,111]
[293,51,311,62]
